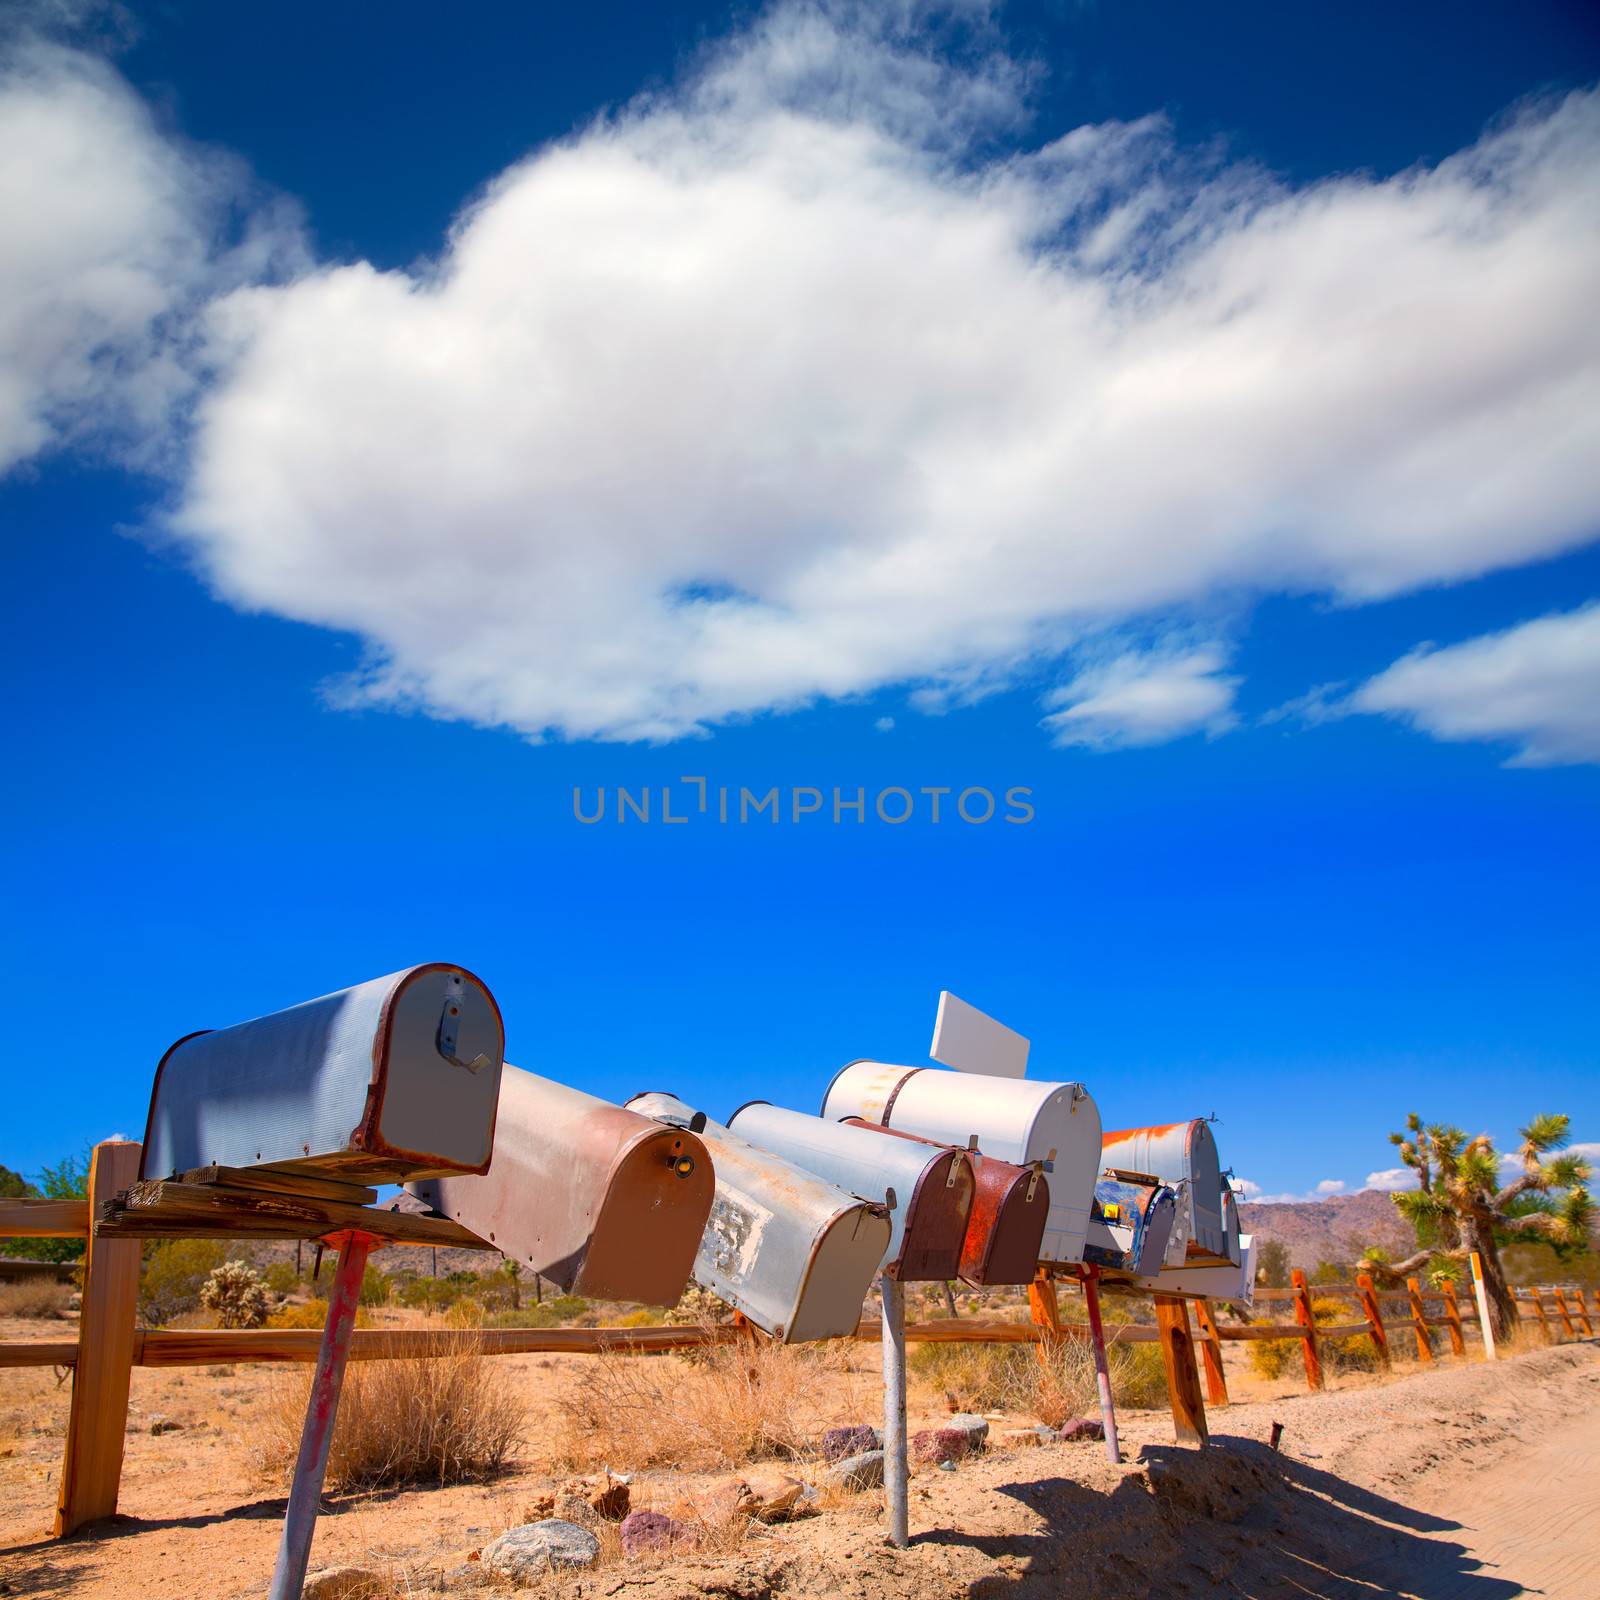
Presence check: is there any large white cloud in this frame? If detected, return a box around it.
[1351,602,1600,766]
[0,34,300,475]
[9,6,1600,743]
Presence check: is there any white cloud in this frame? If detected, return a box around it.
[1234,1176,1350,1204]
[1351,603,1600,766]
[1042,644,1238,749]
[1365,1168,1416,1193]
[0,33,301,474]
[9,6,1600,742]
[874,714,895,731]
[1570,1142,1600,1163]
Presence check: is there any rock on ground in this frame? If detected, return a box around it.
[913,1427,975,1464]
[302,1569,386,1600]
[824,1448,885,1491]
[821,1423,879,1461]
[1058,1417,1105,1442]
[480,1519,600,1580]
[619,1509,696,1555]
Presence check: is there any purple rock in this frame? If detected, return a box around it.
[822,1424,880,1462]
[618,1509,694,1556]
[1058,1417,1106,1442]
[912,1427,972,1464]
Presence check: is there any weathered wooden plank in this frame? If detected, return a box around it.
[1292,1270,1324,1391]
[0,1340,79,1368]
[55,1142,142,1536]
[97,1181,492,1250]
[180,1165,379,1206]
[1154,1294,1207,1447]
[1192,1299,1229,1405]
[0,1198,90,1238]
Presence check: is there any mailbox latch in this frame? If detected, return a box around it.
[436,975,492,1074]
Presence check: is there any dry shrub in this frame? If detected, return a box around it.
[1250,1296,1382,1380]
[911,1333,1165,1422]
[257,1318,525,1491]
[0,1279,72,1318]
[552,1336,863,1473]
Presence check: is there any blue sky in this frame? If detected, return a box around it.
[2,1,1597,1204]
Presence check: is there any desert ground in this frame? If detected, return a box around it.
[1,1303,1597,1599]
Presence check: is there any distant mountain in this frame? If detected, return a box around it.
[1239,1189,1413,1269]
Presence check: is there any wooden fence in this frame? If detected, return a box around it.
[2,1141,1595,1536]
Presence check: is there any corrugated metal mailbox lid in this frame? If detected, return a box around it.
[141,964,505,1184]
[726,1102,974,1282]
[1100,1121,1240,1267]
[839,1119,1049,1286]
[822,1061,1101,1269]
[1083,1177,1178,1279]
[412,1066,714,1305]
[627,1093,890,1342]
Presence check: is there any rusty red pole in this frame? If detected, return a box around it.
[1080,1265,1121,1465]
[268,1229,376,1600]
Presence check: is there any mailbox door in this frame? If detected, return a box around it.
[627,1093,889,1342]
[415,1066,713,1304]
[727,1103,973,1282]
[841,1119,1047,1287]
[141,964,504,1183]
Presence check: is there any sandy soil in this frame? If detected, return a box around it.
[1,1314,1596,1599]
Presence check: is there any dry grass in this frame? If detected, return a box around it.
[908,1333,1169,1422]
[0,1279,73,1319]
[551,1334,868,1473]
[255,1319,525,1492]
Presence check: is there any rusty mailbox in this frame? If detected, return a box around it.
[140,963,505,1184]
[627,1093,890,1342]
[1100,1120,1240,1268]
[822,1061,1102,1270]
[726,1102,974,1281]
[838,1118,1049,1286]
[411,1065,714,1304]
[1082,1175,1178,1280]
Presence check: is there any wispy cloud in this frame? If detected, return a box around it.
[1364,1167,1415,1193]
[1042,644,1239,750]
[1236,1176,1353,1204]
[1350,602,1600,766]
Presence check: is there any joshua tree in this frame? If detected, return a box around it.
[1362,1113,1592,1338]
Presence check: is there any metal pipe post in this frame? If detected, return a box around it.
[268,1229,376,1600]
[1080,1265,1121,1465]
[880,1275,909,1549]
[1470,1251,1497,1361]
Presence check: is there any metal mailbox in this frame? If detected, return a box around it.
[1148,1233,1257,1308]
[821,1061,1102,1269]
[1083,1176,1178,1279]
[411,1065,714,1304]
[726,1102,974,1282]
[627,1093,890,1341]
[1100,1121,1240,1267]
[839,1118,1049,1287]
[141,963,505,1184]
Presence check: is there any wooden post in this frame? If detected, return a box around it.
[1552,1289,1578,1341]
[1439,1278,1466,1358]
[1027,1266,1062,1367]
[1591,1289,1600,1334]
[1356,1273,1391,1368]
[1192,1298,1230,1405]
[1573,1288,1594,1338]
[1153,1294,1208,1447]
[1529,1288,1554,1343]
[1291,1270,1323,1391]
[1406,1277,1434,1363]
[1470,1252,1497,1361]
[55,1140,143,1537]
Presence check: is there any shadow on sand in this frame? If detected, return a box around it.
[915,1434,1532,1599]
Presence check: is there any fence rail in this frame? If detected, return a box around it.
[3,1143,1595,1538]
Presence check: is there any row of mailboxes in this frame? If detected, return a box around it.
[821,1060,1102,1270]
[136,968,1256,1326]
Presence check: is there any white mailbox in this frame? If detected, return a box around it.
[821,1061,1102,1269]
[141,964,505,1184]
[1101,1121,1241,1267]
[628,1093,889,1342]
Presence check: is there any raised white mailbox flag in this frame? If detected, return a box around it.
[930,991,1030,1079]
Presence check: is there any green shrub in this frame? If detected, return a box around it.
[358,1264,391,1306]
[1111,1341,1172,1409]
[139,1239,228,1327]
[1250,1296,1382,1379]
[263,1261,300,1295]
